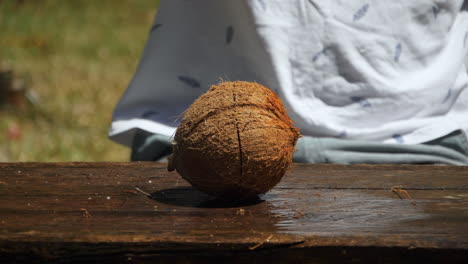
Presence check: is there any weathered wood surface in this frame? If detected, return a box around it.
[0,162,467,263]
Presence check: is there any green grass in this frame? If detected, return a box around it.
[0,0,159,161]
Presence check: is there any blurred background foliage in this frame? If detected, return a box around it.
[0,0,159,161]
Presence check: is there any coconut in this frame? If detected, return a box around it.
[168,81,300,200]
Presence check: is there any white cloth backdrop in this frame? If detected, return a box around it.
[110,0,468,147]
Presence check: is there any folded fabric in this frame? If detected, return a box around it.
[131,129,468,165]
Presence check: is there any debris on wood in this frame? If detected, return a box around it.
[135,187,152,198]
[123,190,139,195]
[292,209,305,219]
[80,208,92,218]
[236,208,245,216]
[391,185,416,206]
[249,234,273,250]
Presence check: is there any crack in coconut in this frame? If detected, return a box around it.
[232,88,244,187]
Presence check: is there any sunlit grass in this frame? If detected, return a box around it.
[0,0,158,161]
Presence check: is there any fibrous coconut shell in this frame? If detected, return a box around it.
[168,81,300,200]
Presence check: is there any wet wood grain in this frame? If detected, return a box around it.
[0,162,467,263]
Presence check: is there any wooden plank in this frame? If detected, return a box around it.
[1,163,467,196]
[0,162,467,263]
[1,190,467,239]
[287,163,468,190]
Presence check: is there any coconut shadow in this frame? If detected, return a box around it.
[150,186,264,208]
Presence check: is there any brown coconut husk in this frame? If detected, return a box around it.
[169,81,300,200]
